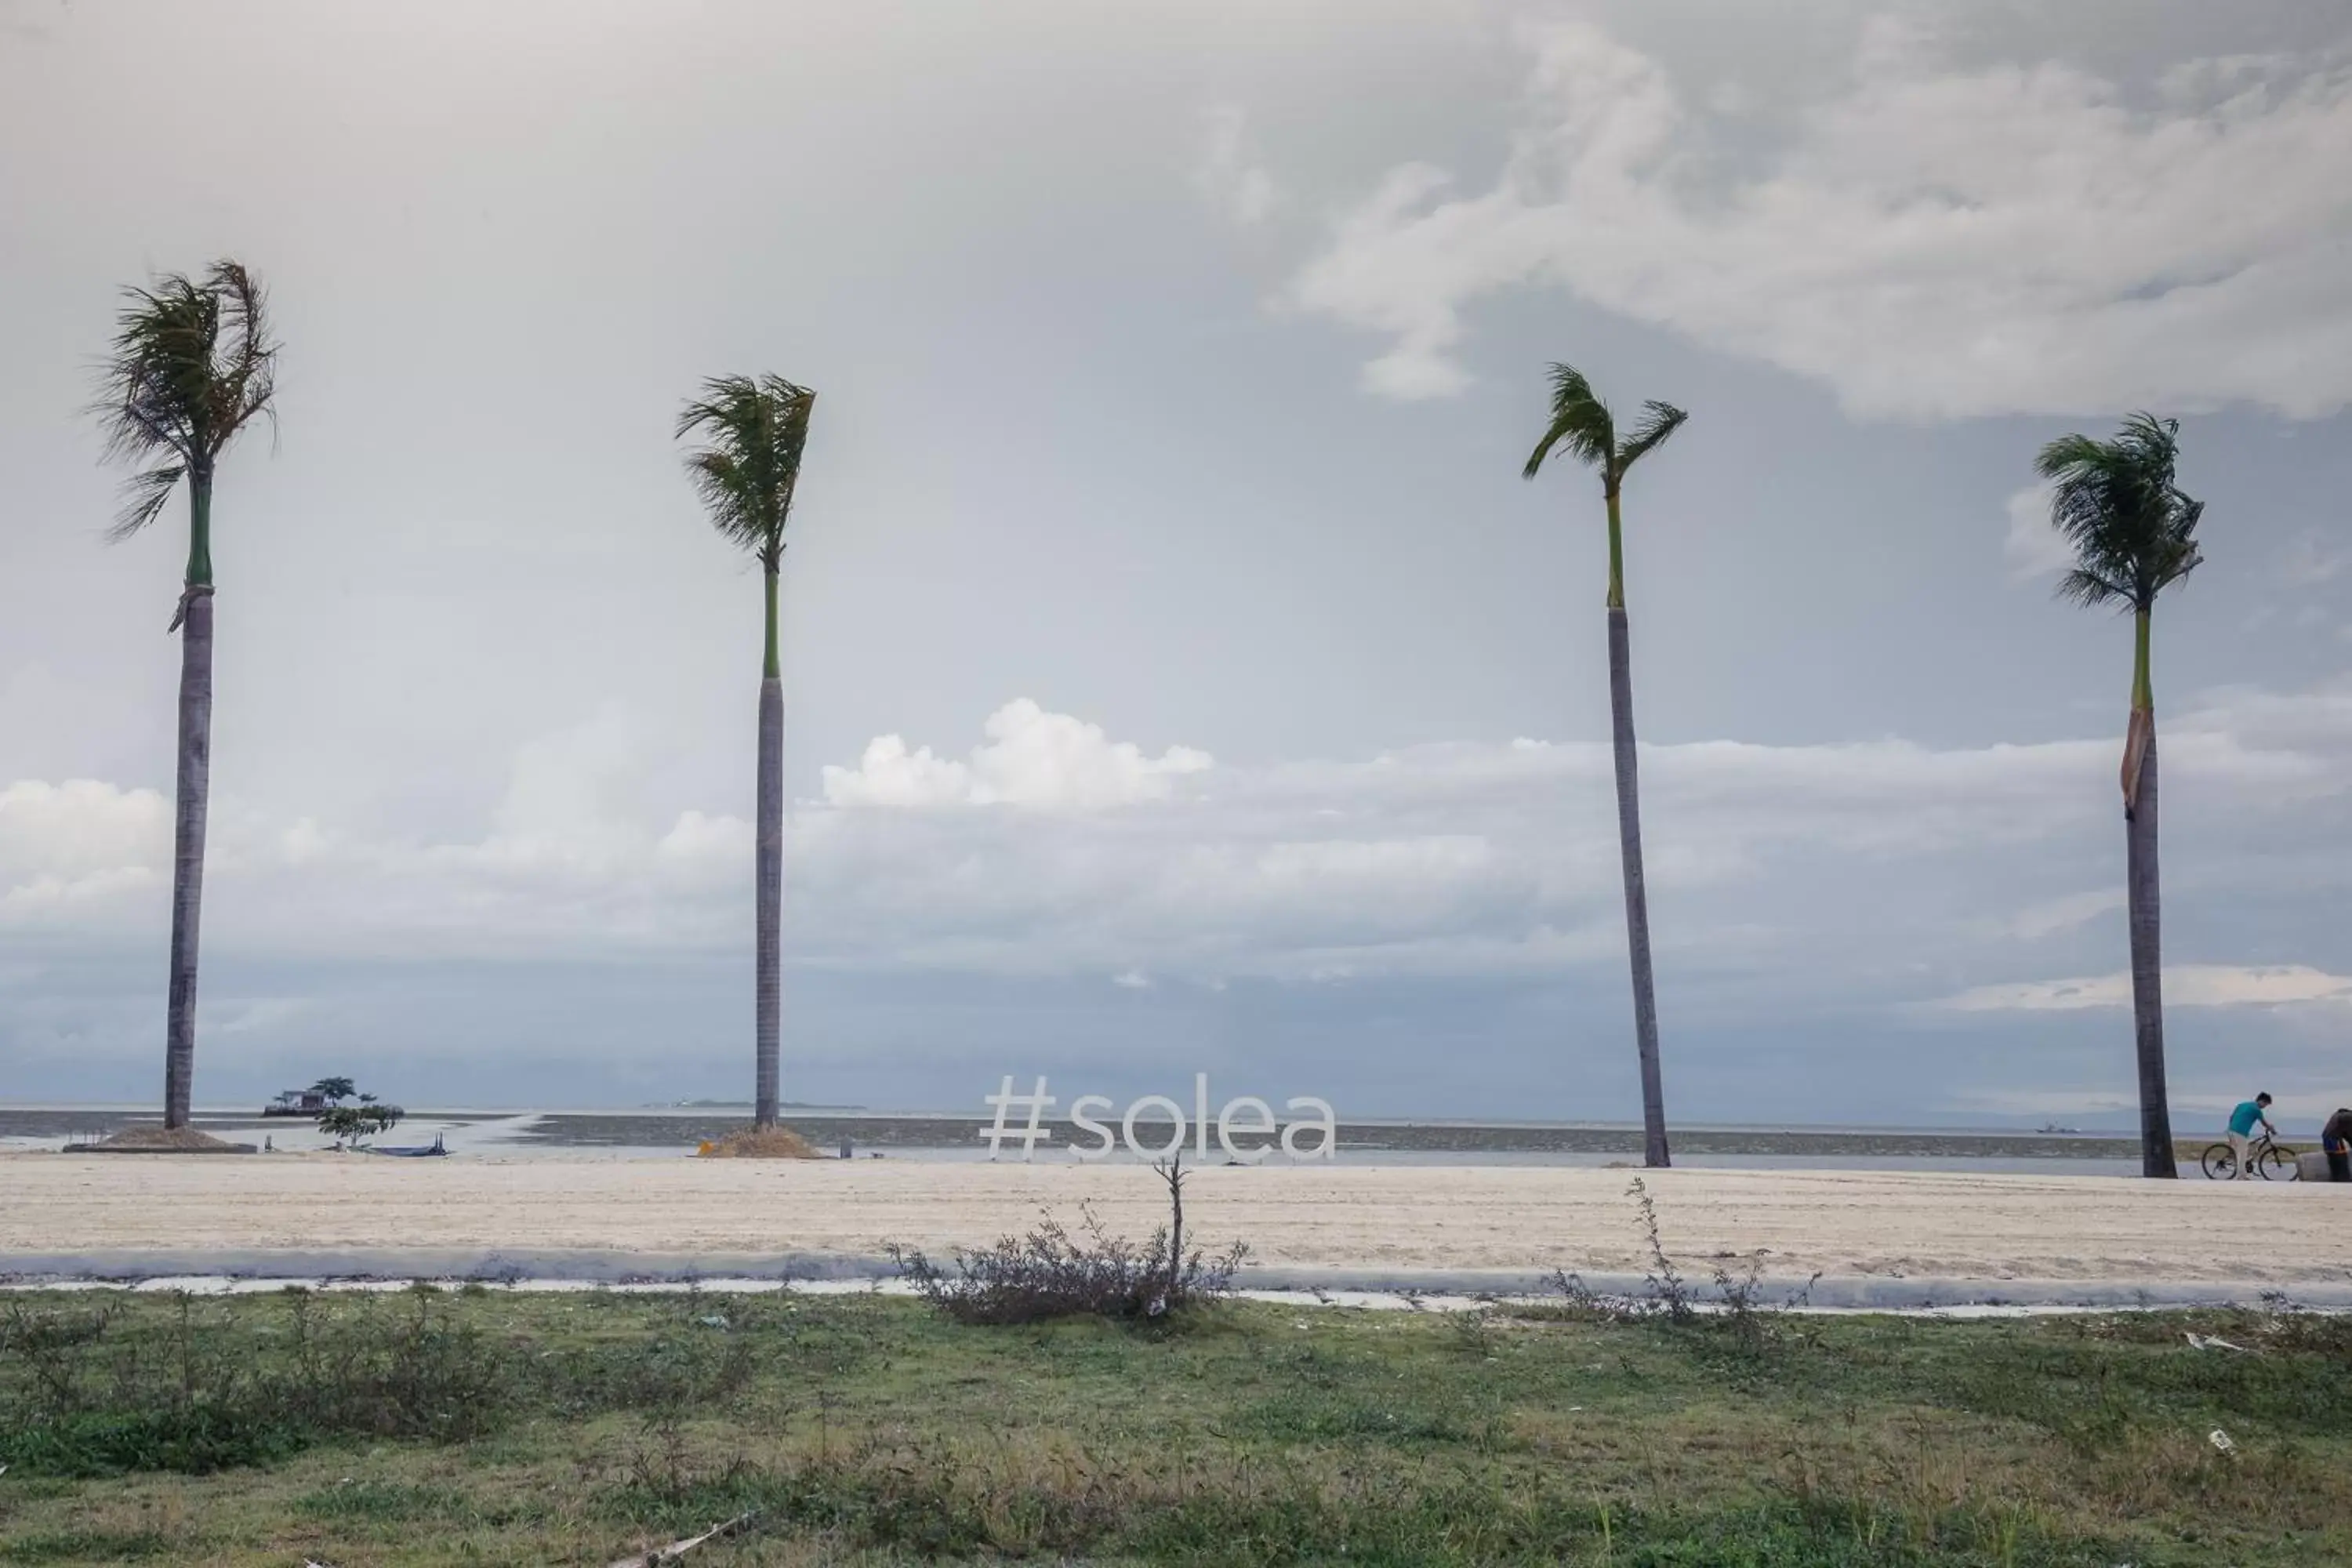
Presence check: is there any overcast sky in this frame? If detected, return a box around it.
[4,0,2349,1127]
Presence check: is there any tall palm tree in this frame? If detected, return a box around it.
[1523,364,1688,1169]
[2037,413,2204,1179]
[677,374,817,1131]
[92,260,278,1130]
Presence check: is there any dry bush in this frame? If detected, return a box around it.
[888,1158,1247,1326]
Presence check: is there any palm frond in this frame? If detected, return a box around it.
[1617,400,1688,470]
[677,373,817,564]
[91,259,278,484]
[93,277,205,466]
[107,462,187,542]
[1522,361,1615,480]
[205,260,279,452]
[2054,566,2132,608]
[2034,412,2203,611]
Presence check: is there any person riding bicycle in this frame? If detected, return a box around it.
[2225,1094,2275,1181]
[2322,1106,2352,1185]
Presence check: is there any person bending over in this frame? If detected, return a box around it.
[2321,1106,2352,1185]
[2226,1093,2275,1180]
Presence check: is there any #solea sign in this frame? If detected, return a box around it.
[979,1074,1336,1163]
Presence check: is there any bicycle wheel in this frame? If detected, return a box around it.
[2201,1143,2237,1180]
[2256,1145,2296,1181]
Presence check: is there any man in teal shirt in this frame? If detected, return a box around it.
[2226,1094,2274,1180]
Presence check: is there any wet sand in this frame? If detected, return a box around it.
[4,1154,2345,1303]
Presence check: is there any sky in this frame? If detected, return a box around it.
[3,0,2349,1127]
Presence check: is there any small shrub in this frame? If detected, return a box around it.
[1543,1178,1815,1352]
[890,1157,1247,1326]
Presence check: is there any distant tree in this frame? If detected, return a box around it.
[2038,413,2205,1179]
[1523,364,1689,1169]
[676,374,818,1131]
[90,261,278,1130]
[308,1076,356,1103]
[318,1096,403,1147]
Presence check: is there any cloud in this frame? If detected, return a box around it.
[1192,103,1280,225]
[1288,20,2352,418]
[822,698,1212,809]
[2002,483,2076,580]
[1940,964,2352,1011]
[211,996,315,1036]
[1992,888,2124,941]
[0,779,169,924]
[7,684,2350,1018]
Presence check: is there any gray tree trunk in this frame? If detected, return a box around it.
[754,674,783,1128]
[163,588,214,1129]
[2125,724,2175,1177]
[1607,604,1670,1168]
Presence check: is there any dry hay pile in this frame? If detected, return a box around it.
[88,1123,249,1152]
[695,1125,824,1160]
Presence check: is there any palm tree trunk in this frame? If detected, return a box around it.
[1607,603,1670,1168]
[753,564,783,1130]
[163,478,216,1131]
[2125,722,2174,1177]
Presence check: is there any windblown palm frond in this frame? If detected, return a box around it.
[1617,401,1689,471]
[2035,413,2202,612]
[676,373,816,566]
[1523,365,1688,491]
[1523,362,1616,480]
[92,261,276,539]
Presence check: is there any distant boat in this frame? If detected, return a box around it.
[368,1132,448,1158]
[263,1088,331,1117]
[2036,1123,2083,1135]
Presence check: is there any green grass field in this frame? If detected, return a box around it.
[2,1285,2347,1565]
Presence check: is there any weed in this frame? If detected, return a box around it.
[888,1156,1247,1326]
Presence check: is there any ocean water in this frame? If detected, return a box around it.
[0,1105,2162,1176]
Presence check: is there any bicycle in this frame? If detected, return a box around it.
[2201,1129,2298,1181]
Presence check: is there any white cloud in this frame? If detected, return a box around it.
[0,779,169,924]
[823,698,1212,810]
[8,686,2349,1002]
[1192,103,1280,225]
[1941,964,2352,1011]
[1289,20,2352,418]
[2002,482,2076,580]
[657,809,752,869]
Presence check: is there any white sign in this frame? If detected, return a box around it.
[978,1074,1336,1163]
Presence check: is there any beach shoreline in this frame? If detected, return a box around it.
[5,1153,2343,1306]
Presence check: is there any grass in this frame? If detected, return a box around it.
[1,1285,2347,1564]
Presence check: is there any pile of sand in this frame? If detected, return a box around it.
[695,1126,823,1160]
[88,1123,249,1153]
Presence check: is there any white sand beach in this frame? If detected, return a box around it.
[4,1155,2345,1299]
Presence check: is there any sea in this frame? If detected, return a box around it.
[0,1105,2158,1176]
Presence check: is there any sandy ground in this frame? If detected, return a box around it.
[4,1154,2347,1301]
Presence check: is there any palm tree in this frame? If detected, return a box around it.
[92,261,278,1130]
[2037,414,2204,1179]
[677,374,817,1131]
[1523,364,1688,1169]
